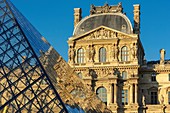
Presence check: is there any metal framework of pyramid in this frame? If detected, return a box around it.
[0,0,68,112]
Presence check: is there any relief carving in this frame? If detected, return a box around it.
[78,28,131,41]
[89,28,118,40]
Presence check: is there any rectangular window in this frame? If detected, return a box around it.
[151,92,157,104]
[77,48,84,63]
[151,73,156,81]
[121,46,128,62]
[122,89,128,105]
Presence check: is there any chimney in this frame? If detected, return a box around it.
[74,8,82,28]
[133,4,140,35]
[160,49,165,65]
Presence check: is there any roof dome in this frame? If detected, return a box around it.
[73,13,133,36]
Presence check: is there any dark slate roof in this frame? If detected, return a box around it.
[147,59,170,65]
[73,13,133,36]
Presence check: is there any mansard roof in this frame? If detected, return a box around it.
[73,12,133,36]
[73,3,133,36]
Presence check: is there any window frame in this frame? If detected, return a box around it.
[151,73,156,82]
[77,48,85,63]
[151,91,157,104]
[121,46,128,62]
[122,89,128,105]
[96,87,107,104]
[99,47,106,62]
[122,71,127,79]
[168,91,170,104]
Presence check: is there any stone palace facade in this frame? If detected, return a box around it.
[68,3,170,113]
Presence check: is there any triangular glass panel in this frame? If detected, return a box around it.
[0,0,68,112]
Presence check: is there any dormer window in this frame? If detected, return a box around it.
[151,73,156,81]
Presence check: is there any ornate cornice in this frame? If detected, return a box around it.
[68,26,137,43]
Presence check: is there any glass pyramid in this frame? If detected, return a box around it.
[0,0,68,112]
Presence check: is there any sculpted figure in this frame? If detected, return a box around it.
[131,45,137,59]
[116,2,122,12]
[90,4,96,15]
[107,30,111,38]
[102,4,110,13]
[142,95,146,106]
[100,29,104,39]
[115,46,118,60]
[91,33,95,39]
[89,45,95,62]
[160,95,164,105]
[68,46,75,63]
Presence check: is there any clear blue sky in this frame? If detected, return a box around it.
[11,0,170,62]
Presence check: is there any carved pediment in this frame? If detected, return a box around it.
[71,26,135,42]
[77,28,117,41]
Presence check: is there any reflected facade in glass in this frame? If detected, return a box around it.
[0,0,68,112]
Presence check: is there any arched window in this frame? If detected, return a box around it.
[77,48,85,63]
[122,71,127,79]
[99,47,106,62]
[96,87,107,104]
[77,72,83,79]
[121,46,128,61]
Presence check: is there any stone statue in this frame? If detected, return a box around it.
[102,4,110,13]
[107,30,111,38]
[89,45,95,62]
[142,95,146,106]
[160,95,164,105]
[90,33,95,39]
[131,45,137,59]
[115,46,118,60]
[116,2,122,12]
[90,4,96,15]
[68,46,75,63]
[100,29,104,39]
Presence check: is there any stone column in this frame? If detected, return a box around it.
[160,49,165,65]
[110,84,113,104]
[130,84,133,104]
[114,83,117,103]
[107,84,112,105]
[135,84,138,103]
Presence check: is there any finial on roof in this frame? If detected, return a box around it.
[90,2,123,15]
